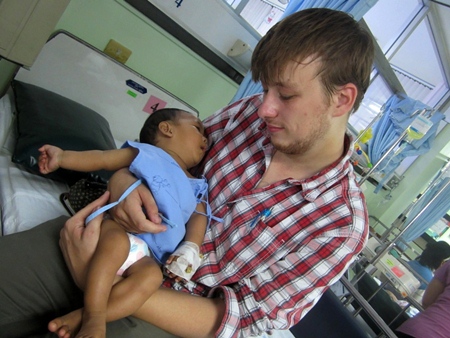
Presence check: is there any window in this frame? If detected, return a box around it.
[223,0,450,132]
[349,0,450,178]
[352,0,449,132]
[223,0,288,36]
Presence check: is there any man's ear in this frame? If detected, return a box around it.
[158,121,173,137]
[333,83,357,117]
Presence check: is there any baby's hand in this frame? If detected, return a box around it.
[164,241,201,282]
[165,255,188,283]
[38,144,63,174]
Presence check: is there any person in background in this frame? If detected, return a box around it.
[0,8,374,338]
[407,241,450,290]
[396,259,450,338]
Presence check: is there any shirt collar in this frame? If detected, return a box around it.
[288,134,354,202]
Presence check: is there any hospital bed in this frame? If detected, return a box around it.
[0,30,197,236]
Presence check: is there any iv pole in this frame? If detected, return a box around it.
[369,160,450,265]
[358,108,432,185]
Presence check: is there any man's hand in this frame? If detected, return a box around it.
[59,191,110,289]
[108,168,166,234]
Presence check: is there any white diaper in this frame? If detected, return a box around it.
[117,233,151,276]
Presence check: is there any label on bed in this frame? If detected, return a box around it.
[126,79,147,94]
[143,96,167,114]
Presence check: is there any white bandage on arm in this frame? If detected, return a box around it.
[165,241,201,281]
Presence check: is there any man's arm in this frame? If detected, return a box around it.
[59,191,110,288]
[422,277,445,309]
[131,287,225,338]
[59,191,225,338]
[210,234,362,337]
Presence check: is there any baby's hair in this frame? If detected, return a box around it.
[139,108,186,145]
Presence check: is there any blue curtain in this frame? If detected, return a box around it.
[399,175,450,244]
[367,94,444,193]
[229,0,379,103]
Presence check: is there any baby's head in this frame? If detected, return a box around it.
[140,108,207,169]
[140,108,187,145]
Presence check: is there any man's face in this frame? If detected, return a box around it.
[257,58,335,156]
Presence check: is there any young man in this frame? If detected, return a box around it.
[0,8,374,338]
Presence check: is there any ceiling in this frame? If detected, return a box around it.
[430,0,450,91]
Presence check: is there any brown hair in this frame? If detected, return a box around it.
[251,8,374,112]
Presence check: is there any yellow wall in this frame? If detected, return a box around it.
[54,0,239,119]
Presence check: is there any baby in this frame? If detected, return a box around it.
[39,108,217,338]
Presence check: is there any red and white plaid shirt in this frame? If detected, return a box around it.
[163,94,368,338]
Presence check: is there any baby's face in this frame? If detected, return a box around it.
[172,112,207,168]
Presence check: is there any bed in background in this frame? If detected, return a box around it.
[0,88,69,235]
[0,30,197,236]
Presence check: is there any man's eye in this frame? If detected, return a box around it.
[280,94,294,101]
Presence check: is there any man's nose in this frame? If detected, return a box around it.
[258,91,279,119]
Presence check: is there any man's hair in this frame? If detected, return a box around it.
[418,241,450,270]
[139,108,185,145]
[251,8,375,112]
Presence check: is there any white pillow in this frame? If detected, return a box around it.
[0,89,16,155]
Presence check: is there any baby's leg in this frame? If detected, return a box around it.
[108,255,162,319]
[49,219,130,338]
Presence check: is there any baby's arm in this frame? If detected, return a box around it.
[165,202,207,281]
[38,145,138,174]
[38,144,64,174]
[184,202,208,248]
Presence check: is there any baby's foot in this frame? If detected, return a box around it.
[48,309,83,338]
[75,311,106,338]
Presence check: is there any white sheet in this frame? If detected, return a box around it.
[0,154,69,235]
[0,91,69,236]
[0,88,15,153]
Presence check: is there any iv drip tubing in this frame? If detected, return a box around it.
[358,129,408,185]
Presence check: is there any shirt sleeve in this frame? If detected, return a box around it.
[433,260,450,285]
[208,229,365,338]
[202,94,261,144]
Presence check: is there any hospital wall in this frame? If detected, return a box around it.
[55,0,239,119]
[363,123,450,231]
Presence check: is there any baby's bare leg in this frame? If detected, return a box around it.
[49,219,130,338]
[78,219,131,337]
[105,255,163,320]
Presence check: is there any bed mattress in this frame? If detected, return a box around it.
[0,155,69,235]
